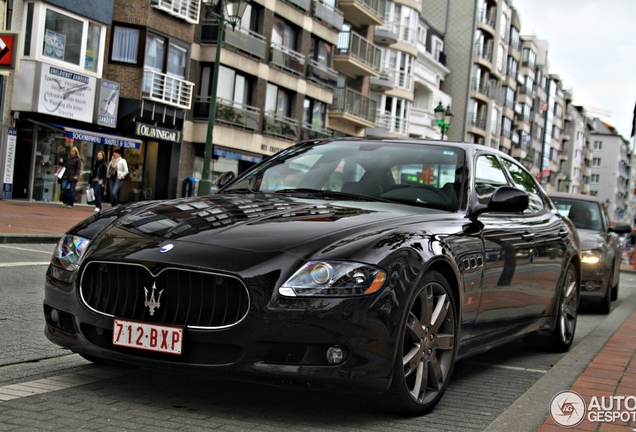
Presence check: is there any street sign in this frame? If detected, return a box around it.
[0,32,19,70]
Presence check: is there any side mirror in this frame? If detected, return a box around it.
[472,186,529,216]
[216,171,236,189]
[610,222,632,234]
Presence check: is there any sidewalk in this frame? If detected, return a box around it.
[1,199,636,431]
[0,199,103,243]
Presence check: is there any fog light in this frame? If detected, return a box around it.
[584,281,595,291]
[326,346,344,364]
[50,309,60,324]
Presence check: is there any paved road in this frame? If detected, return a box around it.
[1,243,634,431]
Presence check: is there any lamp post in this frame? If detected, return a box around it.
[198,0,250,196]
[434,101,454,140]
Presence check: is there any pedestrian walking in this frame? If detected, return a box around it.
[108,148,128,207]
[60,146,82,208]
[91,150,107,212]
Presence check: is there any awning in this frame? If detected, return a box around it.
[64,127,142,150]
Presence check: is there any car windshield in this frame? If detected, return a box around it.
[222,140,465,211]
[553,198,602,231]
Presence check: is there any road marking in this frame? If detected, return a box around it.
[0,245,53,254]
[466,361,548,374]
[0,367,125,402]
[0,262,49,267]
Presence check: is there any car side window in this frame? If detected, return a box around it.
[474,155,508,205]
[502,159,545,214]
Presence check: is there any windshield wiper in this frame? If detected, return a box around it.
[222,188,259,194]
[274,188,393,203]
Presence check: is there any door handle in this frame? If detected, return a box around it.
[522,232,535,241]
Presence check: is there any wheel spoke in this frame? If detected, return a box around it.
[406,311,425,341]
[403,343,423,379]
[432,332,454,351]
[430,294,449,333]
[428,355,444,391]
[564,280,576,302]
[409,361,427,400]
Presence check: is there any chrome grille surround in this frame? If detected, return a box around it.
[79,261,250,329]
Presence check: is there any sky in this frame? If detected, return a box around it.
[513,0,636,140]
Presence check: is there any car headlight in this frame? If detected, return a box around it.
[279,261,387,297]
[52,235,90,271]
[581,249,602,265]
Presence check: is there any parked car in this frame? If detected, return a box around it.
[549,192,631,314]
[44,138,580,416]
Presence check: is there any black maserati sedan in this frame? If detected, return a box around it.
[44,138,580,416]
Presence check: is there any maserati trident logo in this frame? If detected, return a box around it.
[144,282,164,316]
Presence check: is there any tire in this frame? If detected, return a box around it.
[611,281,619,302]
[380,271,458,416]
[594,281,612,315]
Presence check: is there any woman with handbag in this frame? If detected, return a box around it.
[91,150,107,212]
[61,146,82,208]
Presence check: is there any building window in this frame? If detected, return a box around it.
[303,98,327,130]
[111,25,141,64]
[591,174,600,183]
[266,83,293,118]
[592,157,601,167]
[522,48,536,68]
[593,140,603,150]
[310,36,333,68]
[23,2,105,74]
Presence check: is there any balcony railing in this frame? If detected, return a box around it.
[313,0,344,29]
[468,112,487,130]
[286,0,311,12]
[396,70,412,90]
[307,59,338,88]
[301,124,333,140]
[337,0,385,26]
[263,112,300,141]
[142,69,194,110]
[337,30,382,72]
[375,112,408,135]
[151,0,200,24]
[193,96,260,131]
[270,43,305,76]
[474,45,492,62]
[477,7,496,28]
[331,87,377,124]
[201,20,267,60]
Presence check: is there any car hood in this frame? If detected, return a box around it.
[75,194,457,257]
[576,228,605,250]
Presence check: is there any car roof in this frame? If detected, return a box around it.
[548,192,605,204]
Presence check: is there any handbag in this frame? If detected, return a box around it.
[108,163,117,179]
[86,187,95,203]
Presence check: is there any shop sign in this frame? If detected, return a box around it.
[96,80,120,128]
[0,32,19,70]
[65,128,141,149]
[2,128,17,199]
[37,64,96,123]
[135,122,182,143]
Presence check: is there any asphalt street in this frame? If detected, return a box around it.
[0,243,634,431]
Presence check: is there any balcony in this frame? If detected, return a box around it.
[476,7,496,35]
[285,0,311,12]
[263,113,300,141]
[328,87,377,128]
[301,124,333,140]
[370,69,394,91]
[474,46,493,64]
[193,96,260,131]
[313,0,344,30]
[307,59,338,88]
[151,0,200,24]
[201,21,267,60]
[467,112,487,136]
[270,43,305,77]
[334,31,381,78]
[374,21,399,45]
[142,69,194,110]
[374,112,408,135]
[337,0,385,27]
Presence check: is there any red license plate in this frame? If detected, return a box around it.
[112,319,183,355]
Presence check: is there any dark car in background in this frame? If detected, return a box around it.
[44,138,580,416]
[549,192,631,314]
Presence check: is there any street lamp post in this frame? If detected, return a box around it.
[198,0,250,196]
[433,101,454,140]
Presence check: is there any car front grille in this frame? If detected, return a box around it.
[79,261,250,329]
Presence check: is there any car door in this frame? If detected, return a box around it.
[503,159,566,319]
[471,153,537,337]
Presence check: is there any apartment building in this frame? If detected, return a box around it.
[588,117,632,223]
[561,99,590,195]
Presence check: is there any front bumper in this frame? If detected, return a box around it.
[43,274,399,394]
